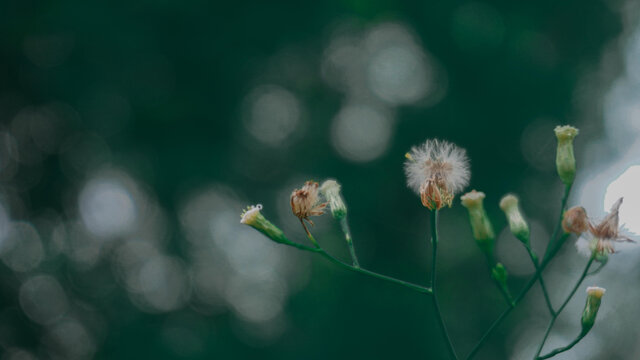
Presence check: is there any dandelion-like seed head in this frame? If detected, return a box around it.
[404,139,470,210]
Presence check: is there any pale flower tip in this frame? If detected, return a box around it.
[499,194,518,211]
[405,152,414,161]
[586,286,606,299]
[554,125,579,140]
[321,179,347,219]
[461,190,485,208]
[320,179,340,193]
[240,204,263,225]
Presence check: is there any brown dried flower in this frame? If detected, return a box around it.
[562,206,590,234]
[290,181,327,226]
[575,197,635,258]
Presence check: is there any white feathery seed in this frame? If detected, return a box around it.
[575,234,596,258]
[404,139,470,195]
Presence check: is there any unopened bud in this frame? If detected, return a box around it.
[499,194,530,245]
[461,190,495,256]
[581,286,605,333]
[320,179,347,220]
[554,125,579,185]
[240,205,288,244]
[562,206,589,234]
[491,263,513,303]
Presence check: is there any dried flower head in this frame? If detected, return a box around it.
[574,197,635,259]
[404,139,470,210]
[563,206,589,234]
[290,181,327,225]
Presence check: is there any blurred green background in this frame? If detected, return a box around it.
[1,0,639,359]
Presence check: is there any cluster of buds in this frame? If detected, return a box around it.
[236,123,627,358]
[242,179,352,247]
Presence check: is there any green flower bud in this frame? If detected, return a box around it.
[240,204,288,244]
[491,263,513,302]
[581,286,605,333]
[554,125,579,185]
[320,179,347,220]
[461,190,495,257]
[499,194,530,245]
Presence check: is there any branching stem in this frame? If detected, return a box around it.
[465,184,574,360]
[533,257,594,359]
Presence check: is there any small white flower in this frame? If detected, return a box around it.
[240,204,263,225]
[404,139,470,209]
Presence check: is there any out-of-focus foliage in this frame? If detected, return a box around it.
[0,0,638,359]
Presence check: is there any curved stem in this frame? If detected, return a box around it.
[537,332,587,359]
[533,257,594,359]
[431,210,459,360]
[340,217,360,268]
[317,249,432,294]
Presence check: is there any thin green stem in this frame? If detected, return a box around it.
[465,185,575,360]
[544,184,572,261]
[340,217,360,268]
[317,249,432,294]
[278,233,433,294]
[534,318,557,360]
[533,257,594,359]
[431,210,459,360]
[525,248,555,315]
[537,332,587,359]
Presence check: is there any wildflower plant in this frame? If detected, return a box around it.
[240,125,633,359]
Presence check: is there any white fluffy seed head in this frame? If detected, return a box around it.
[404,139,470,195]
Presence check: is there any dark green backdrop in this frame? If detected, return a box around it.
[0,0,624,359]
